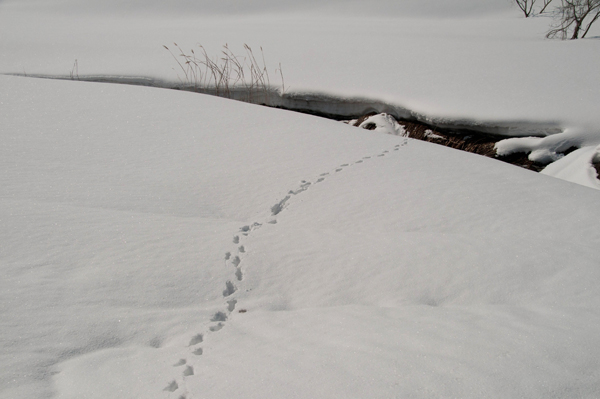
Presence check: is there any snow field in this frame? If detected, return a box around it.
[48,111,600,397]
[0,75,405,398]
[2,5,599,187]
[2,1,600,397]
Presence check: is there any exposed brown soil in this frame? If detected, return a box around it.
[495,152,545,172]
[352,113,547,172]
[353,112,378,127]
[594,162,600,179]
[271,105,575,174]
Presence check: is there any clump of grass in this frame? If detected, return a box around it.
[69,59,79,80]
[163,43,285,103]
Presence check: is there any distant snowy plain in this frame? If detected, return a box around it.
[1,1,600,398]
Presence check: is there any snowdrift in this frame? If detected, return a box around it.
[1,74,600,399]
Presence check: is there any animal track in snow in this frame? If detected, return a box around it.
[183,366,194,376]
[240,222,262,234]
[289,181,312,195]
[211,311,228,322]
[223,281,236,297]
[164,381,178,392]
[227,299,237,312]
[165,140,406,397]
[271,195,290,216]
[189,334,203,346]
[268,141,406,220]
[193,347,203,355]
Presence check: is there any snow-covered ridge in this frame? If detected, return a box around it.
[3,55,600,399]
[11,73,599,187]
[6,73,562,138]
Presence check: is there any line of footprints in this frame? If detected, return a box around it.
[164,139,407,397]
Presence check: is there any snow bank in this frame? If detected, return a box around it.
[1,0,599,186]
[541,145,600,189]
[2,73,600,399]
[2,1,600,397]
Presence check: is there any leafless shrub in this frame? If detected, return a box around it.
[515,0,537,17]
[514,0,554,17]
[546,0,600,39]
[163,43,285,103]
[539,0,555,13]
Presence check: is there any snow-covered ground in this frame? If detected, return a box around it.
[2,1,600,398]
[2,0,599,185]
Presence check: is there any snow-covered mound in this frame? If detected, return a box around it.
[2,0,600,187]
[2,1,600,397]
[2,74,600,399]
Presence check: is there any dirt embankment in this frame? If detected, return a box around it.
[352,112,546,172]
[594,162,600,179]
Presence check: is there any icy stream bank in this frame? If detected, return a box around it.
[11,73,561,135]
[8,73,599,184]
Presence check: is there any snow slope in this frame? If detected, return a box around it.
[2,73,600,398]
[2,1,600,398]
[1,0,600,187]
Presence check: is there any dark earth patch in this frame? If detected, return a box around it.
[594,162,600,179]
[351,113,550,172]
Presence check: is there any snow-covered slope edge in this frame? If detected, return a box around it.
[6,73,562,137]
[11,73,600,189]
[2,74,600,399]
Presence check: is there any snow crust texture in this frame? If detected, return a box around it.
[2,0,600,187]
[2,74,600,399]
[2,1,600,398]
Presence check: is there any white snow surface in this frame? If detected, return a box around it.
[2,72,600,398]
[2,1,600,398]
[1,0,599,187]
[358,113,407,136]
[541,145,600,189]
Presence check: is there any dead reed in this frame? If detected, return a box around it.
[70,59,79,80]
[163,43,285,103]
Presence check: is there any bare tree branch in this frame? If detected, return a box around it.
[539,0,555,13]
[515,0,537,17]
[546,0,600,39]
[581,7,600,37]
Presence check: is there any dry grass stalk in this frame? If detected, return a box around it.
[69,59,79,80]
[163,43,285,103]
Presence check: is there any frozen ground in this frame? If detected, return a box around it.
[1,1,600,398]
